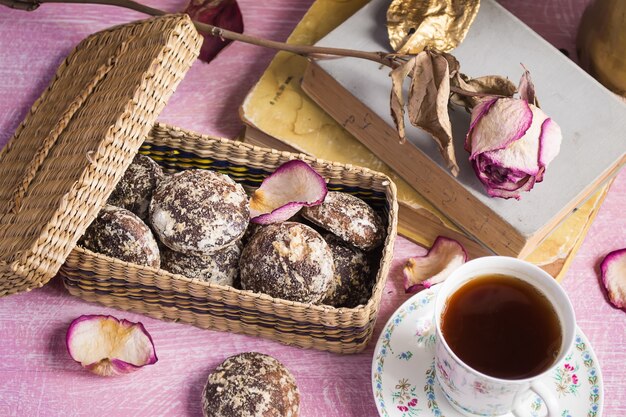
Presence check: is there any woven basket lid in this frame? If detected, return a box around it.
[0,14,201,296]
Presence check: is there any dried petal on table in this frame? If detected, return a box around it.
[249,160,327,224]
[403,236,467,293]
[184,0,244,63]
[600,248,626,311]
[66,315,157,376]
[387,0,480,54]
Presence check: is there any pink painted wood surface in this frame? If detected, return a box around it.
[0,1,624,416]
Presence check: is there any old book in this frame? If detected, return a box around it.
[240,0,611,279]
[301,0,626,258]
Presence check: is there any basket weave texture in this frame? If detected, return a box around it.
[61,123,398,353]
[0,14,201,296]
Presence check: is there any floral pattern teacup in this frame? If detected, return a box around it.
[433,257,576,417]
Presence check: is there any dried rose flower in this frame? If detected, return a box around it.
[465,97,562,199]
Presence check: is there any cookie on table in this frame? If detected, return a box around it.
[107,154,164,221]
[79,204,160,268]
[321,234,373,308]
[301,191,384,251]
[202,352,300,417]
[150,169,249,253]
[160,241,241,286]
[239,222,334,304]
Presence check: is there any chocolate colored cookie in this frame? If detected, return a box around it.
[150,169,249,253]
[161,242,241,286]
[321,234,373,308]
[301,191,384,251]
[202,352,300,417]
[107,154,164,220]
[240,222,334,303]
[79,205,160,268]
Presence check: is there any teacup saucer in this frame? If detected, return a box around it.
[371,287,603,417]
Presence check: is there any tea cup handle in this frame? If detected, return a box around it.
[512,381,558,417]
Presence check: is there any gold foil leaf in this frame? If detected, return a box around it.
[387,0,481,54]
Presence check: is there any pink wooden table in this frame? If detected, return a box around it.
[0,1,624,416]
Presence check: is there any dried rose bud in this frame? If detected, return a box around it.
[66,315,157,376]
[465,97,562,199]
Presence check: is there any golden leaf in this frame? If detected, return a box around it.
[387,0,480,54]
[389,51,459,176]
[407,51,459,176]
[390,58,417,144]
[450,73,517,110]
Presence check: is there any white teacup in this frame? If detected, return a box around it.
[433,257,576,417]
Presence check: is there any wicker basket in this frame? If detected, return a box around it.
[0,15,398,353]
[62,123,398,353]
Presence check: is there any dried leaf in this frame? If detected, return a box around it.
[185,0,244,63]
[518,64,538,107]
[390,59,416,144]
[451,73,517,110]
[387,0,480,54]
[407,51,459,176]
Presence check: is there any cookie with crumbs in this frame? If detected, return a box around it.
[239,222,334,304]
[107,154,164,221]
[150,169,249,254]
[301,191,384,251]
[202,352,300,417]
[79,204,160,268]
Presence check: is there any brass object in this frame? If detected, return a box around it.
[387,0,480,54]
[577,0,626,95]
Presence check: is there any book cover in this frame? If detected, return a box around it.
[240,0,611,279]
[302,0,626,257]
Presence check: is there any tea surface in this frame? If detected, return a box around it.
[441,274,562,379]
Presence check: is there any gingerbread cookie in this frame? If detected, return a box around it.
[301,191,384,251]
[202,352,300,417]
[107,154,164,220]
[150,169,249,253]
[239,222,334,303]
[79,205,160,268]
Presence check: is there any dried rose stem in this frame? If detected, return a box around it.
[449,86,508,98]
[1,0,399,68]
[1,0,489,98]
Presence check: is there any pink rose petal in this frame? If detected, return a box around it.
[467,98,533,158]
[465,97,497,152]
[480,105,548,176]
[184,0,244,63]
[538,118,562,168]
[518,64,537,106]
[66,315,157,376]
[249,160,327,224]
[600,248,626,311]
[403,236,468,293]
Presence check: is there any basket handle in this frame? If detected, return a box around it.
[8,39,131,214]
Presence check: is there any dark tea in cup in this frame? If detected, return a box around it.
[440,273,562,380]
